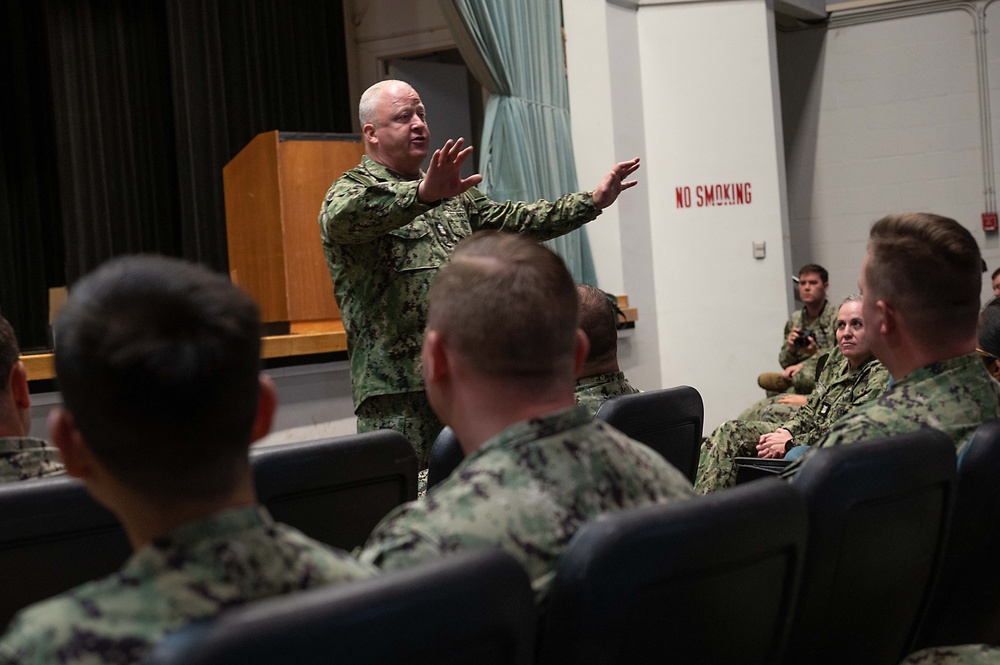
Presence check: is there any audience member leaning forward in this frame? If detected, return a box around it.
[0,256,374,665]
[359,232,694,602]
[783,212,1000,480]
[0,315,64,482]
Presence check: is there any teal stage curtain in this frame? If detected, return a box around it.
[441,0,596,284]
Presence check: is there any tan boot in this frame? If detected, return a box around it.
[757,372,791,392]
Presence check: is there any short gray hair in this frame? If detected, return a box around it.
[359,79,408,127]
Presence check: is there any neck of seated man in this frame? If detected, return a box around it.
[88,461,258,551]
[445,372,579,457]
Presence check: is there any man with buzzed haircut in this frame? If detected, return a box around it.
[319,79,642,467]
[359,232,694,601]
[784,213,1000,479]
[0,256,374,665]
[0,315,63,481]
[759,264,838,396]
[574,284,640,417]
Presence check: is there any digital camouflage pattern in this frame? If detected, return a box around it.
[901,645,1000,665]
[737,394,802,424]
[358,405,694,602]
[783,353,1000,479]
[779,300,838,384]
[319,156,601,458]
[779,353,889,443]
[695,349,889,493]
[355,390,443,469]
[318,155,601,409]
[574,371,640,417]
[0,436,65,482]
[0,506,375,665]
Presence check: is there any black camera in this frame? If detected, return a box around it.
[793,329,815,348]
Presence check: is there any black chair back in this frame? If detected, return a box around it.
[916,418,1000,647]
[145,549,537,665]
[594,385,703,481]
[0,476,130,629]
[251,430,418,551]
[537,478,807,665]
[784,430,957,665]
[427,426,464,491]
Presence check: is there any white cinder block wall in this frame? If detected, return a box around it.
[778,6,999,307]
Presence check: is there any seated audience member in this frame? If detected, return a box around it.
[0,315,64,481]
[901,644,1000,664]
[0,256,374,665]
[783,213,1000,480]
[695,296,888,493]
[574,284,640,416]
[976,296,1000,381]
[757,264,838,395]
[359,232,694,601]
[992,267,1000,298]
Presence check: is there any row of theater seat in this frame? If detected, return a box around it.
[4,390,999,663]
[0,429,418,628]
[141,421,1000,665]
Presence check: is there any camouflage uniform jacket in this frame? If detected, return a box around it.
[319,156,601,408]
[359,405,695,601]
[574,371,640,417]
[779,300,838,369]
[783,353,1000,479]
[900,644,1000,665]
[0,436,65,482]
[779,350,889,448]
[0,506,375,665]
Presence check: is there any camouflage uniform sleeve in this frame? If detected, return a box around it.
[0,604,64,665]
[320,171,440,245]
[780,387,821,437]
[814,408,889,449]
[464,188,602,241]
[357,506,446,572]
[900,645,1000,665]
[851,362,890,406]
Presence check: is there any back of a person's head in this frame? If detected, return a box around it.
[577,284,618,369]
[978,296,1000,359]
[798,263,829,283]
[866,213,981,346]
[54,254,262,501]
[428,232,578,381]
[0,316,20,397]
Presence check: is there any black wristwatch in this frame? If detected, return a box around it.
[784,437,795,453]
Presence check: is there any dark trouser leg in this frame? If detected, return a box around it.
[356,391,444,470]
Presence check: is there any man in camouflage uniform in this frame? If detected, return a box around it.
[0,315,64,481]
[574,284,639,417]
[359,233,694,602]
[783,213,1000,480]
[0,256,374,665]
[901,645,1000,664]
[319,79,642,467]
[758,264,838,395]
[695,296,889,493]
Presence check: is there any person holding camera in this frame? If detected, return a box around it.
[759,264,838,395]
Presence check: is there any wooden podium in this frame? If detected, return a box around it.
[223,131,364,332]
